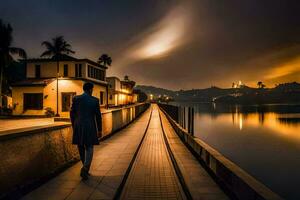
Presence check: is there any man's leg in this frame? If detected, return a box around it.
[83,145,94,172]
[77,145,85,165]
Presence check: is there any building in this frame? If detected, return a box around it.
[107,76,138,107]
[11,55,108,117]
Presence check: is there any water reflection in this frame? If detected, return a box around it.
[170,102,300,199]
[206,111,300,141]
[197,104,300,141]
[172,102,300,140]
[277,117,300,125]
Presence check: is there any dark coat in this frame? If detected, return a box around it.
[70,93,102,145]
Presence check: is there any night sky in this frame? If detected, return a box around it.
[1,0,300,89]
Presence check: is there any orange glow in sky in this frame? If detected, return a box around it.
[128,3,193,60]
[265,56,300,80]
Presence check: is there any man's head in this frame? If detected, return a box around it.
[83,82,94,95]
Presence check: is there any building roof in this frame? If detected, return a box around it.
[106,76,121,81]
[121,80,136,87]
[11,78,108,87]
[121,76,136,87]
[11,78,56,87]
[22,55,107,69]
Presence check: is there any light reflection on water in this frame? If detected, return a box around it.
[200,111,300,141]
[171,102,300,200]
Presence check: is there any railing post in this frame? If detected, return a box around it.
[183,107,186,130]
[191,107,194,136]
[188,107,191,134]
[179,106,181,127]
[175,106,178,123]
[181,106,183,128]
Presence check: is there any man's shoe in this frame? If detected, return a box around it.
[80,168,88,180]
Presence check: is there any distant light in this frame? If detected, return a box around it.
[239,115,243,130]
[149,94,153,100]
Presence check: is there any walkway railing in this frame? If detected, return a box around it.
[158,103,283,200]
[158,103,194,135]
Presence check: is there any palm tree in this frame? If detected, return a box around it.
[257,81,266,89]
[257,81,262,88]
[41,36,75,116]
[0,19,26,108]
[98,54,112,67]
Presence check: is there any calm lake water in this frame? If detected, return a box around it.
[170,102,300,200]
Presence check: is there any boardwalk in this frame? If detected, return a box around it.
[120,106,185,199]
[22,104,228,200]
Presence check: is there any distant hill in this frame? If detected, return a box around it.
[134,85,175,97]
[135,82,300,104]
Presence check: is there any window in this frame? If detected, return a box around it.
[88,65,105,81]
[35,65,41,78]
[63,64,68,77]
[100,91,104,105]
[24,93,43,110]
[109,94,113,100]
[75,64,82,77]
[62,92,76,112]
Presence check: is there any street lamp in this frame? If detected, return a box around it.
[55,77,60,117]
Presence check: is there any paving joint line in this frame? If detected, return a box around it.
[113,107,153,200]
[158,107,193,200]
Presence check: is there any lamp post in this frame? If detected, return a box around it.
[106,84,109,109]
[55,60,60,117]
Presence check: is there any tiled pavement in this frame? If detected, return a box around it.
[159,109,229,200]
[120,105,185,200]
[22,104,229,200]
[22,107,152,200]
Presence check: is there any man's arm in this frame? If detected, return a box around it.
[95,99,102,137]
[70,96,77,127]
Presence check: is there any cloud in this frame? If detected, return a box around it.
[265,56,300,80]
[113,1,195,68]
[128,4,193,59]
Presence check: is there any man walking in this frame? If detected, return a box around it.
[70,82,102,180]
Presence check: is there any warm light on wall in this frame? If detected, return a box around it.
[121,89,129,93]
[58,79,71,87]
[118,94,126,103]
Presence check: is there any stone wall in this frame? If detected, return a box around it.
[159,107,283,200]
[0,124,76,198]
[0,103,149,198]
[101,103,150,138]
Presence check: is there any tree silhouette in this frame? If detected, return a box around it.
[41,36,75,116]
[41,36,75,59]
[0,19,26,107]
[98,54,112,67]
[257,81,266,89]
